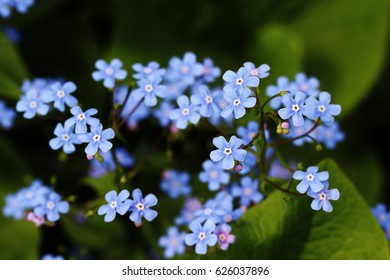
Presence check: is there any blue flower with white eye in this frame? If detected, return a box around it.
[78,123,115,156]
[42,81,78,112]
[278,91,308,127]
[153,101,174,127]
[199,160,230,191]
[198,58,221,83]
[98,190,131,222]
[315,122,345,149]
[221,88,256,119]
[160,170,191,199]
[132,61,166,80]
[184,219,217,255]
[231,176,264,207]
[12,0,34,13]
[293,166,329,194]
[243,62,270,79]
[210,135,247,170]
[307,181,340,212]
[236,121,260,146]
[175,197,202,225]
[193,198,227,225]
[16,89,49,119]
[158,226,186,258]
[169,95,200,129]
[191,85,221,118]
[165,52,203,86]
[92,58,127,89]
[33,192,69,222]
[3,192,25,220]
[290,72,320,97]
[49,123,81,154]
[64,106,100,134]
[128,188,158,226]
[131,76,167,107]
[222,67,259,93]
[283,119,315,147]
[266,76,291,109]
[303,91,341,126]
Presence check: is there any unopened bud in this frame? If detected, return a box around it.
[235,164,243,172]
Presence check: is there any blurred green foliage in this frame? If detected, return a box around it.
[0,0,389,260]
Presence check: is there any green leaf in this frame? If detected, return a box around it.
[291,0,390,116]
[205,158,389,259]
[0,33,29,100]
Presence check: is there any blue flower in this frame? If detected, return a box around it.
[184,219,217,255]
[191,85,222,118]
[128,188,158,225]
[236,121,260,146]
[231,176,264,207]
[0,100,16,129]
[98,190,131,222]
[160,170,191,199]
[315,122,345,149]
[193,198,227,224]
[41,81,78,112]
[152,101,174,127]
[16,89,49,119]
[78,123,115,156]
[215,223,235,250]
[303,91,341,126]
[175,197,202,225]
[307,181,340,212]
[283,119,315,146]
[12,0,34,14]
[222,67,259,93]
[158,226,186,258]
[278,92,308,127]
[266,76,291,109]
[131,76,167,107]
[371,203,389,227]
[33,192,69,222]
[49,123,81,154]
[165,52,203,86]
[115,147,135,168]
[210,135,247,170]
[3,192,25,220]
[169,95,200,129]
[243,62,270,79]
[199,160,230,191]
[64,106,100,134]
[293,166,329,193]
[92,58,127,88]
[20,180,51,209]
[198,58,221,83]
[132,61,166,80]
[41,254,64,260]
[0,0,11,18]
[290,72,320,97]
[221,88,256,119]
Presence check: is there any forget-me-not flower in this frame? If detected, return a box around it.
[49,123,81,154]
[215,223,235,250]
[278,91,308,127]
[231,176,264,207]
[158,226,186,258]
[307,181,340,212]
[128,188,158,225]
[221,88,256,119]
[42,81,78,112]
[0,100,16,129]
[303,91,341,126]
[243,62,270,79]
[33,192,69,222]
[16,89,49,119]
[210,135,247,170]
[293,166,329,194]
[78,123,115,156]
[131,75,167,107]
[92,58,127,89]
[222,67,259,93]
[184,219,217,255]
[169,95,200,129]
[64,106,100,134]
[198,159,230,191]
[98,190,131,222]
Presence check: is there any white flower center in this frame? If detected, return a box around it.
[181,65,190,74]
[25,191,34,199]
[198,232,206,240]
[319,192,327,201]
[250,69,258,76]
[136,202,144,211]
[233,99,241,106]
[300,84,309,92]
[169,236,179,247]
[93,134,101,142]
[306,174,315,181]
[204,208,213,215]
[205,95,213,104]
[144,67,152,74]
[218,233,226,241]
[56,90,65,98]
[292,104,300,112]
[318,105,326,113]
[46,201,56,210]
[210,170,219,179]
[244,187,253,196]
[145,84,154,93]
[62,134,70,141]
[181,108,190,116]
[224,147,232,155]
[105,67,114,76]
[29,101,37,109]
[110,201,117,208]
[236,78,244,85]
[77,113,86,121]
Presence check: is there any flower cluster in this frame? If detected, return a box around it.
[98,188,158,227]
[0,0,34,18]
[2,179,69,224]
[372,203,390,240]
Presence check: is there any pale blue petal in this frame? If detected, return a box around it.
[132,188,143,202]
[328,189,340,200]
[310,181,324,192]
[85,142,99,155]
[317,171,329,181]
[105,190,117,202]
[296,181,309,193]
[234,149,247,162]
[102,128,115,140]
[104,210,116,222]
[310,199,322,211]
[233,106,245,119]
[57,201,70,213]
[210,150,225,162]
[117,190,130,201]
[206,234,218,246]
[184,233,198,246]
[49,138,63,150]
[195,241,207,254]
[47,211,60,222]
[98,204,109,215]
[116,201,131,215]
[143,209,158,221]
[98,140,113,153]
[278,107,293,120]
[322,200,333,212]
[222,156,234,170]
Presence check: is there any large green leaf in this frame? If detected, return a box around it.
[204,158,389,259]
[292,0,389,116]
[0,33,29,100]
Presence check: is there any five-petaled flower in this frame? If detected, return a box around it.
[78,123,115,156]
[307,181,340,212]
[92,58,127,89]
[210,135,247,170]
[293,166,329,194]
[128,188,158,226]
[184,219,217,255]
[98,190,131,222]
